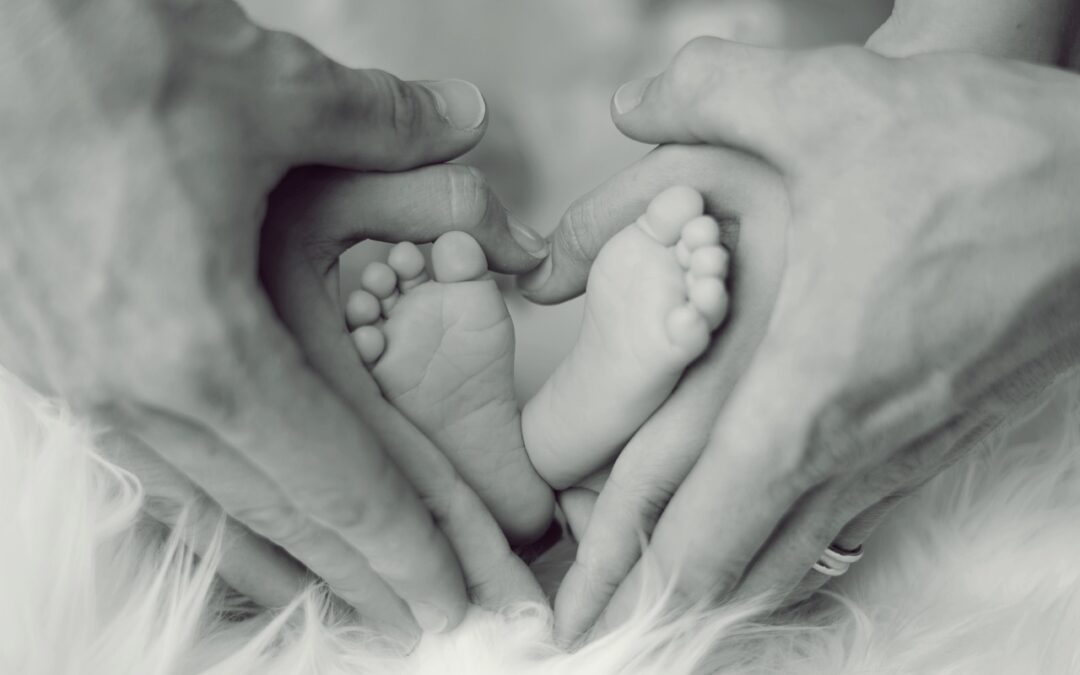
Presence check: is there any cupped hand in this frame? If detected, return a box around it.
[523,143,790,643]
[545,41,1080,643]
[0,0,546,644]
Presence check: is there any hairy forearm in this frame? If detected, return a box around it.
[867,0,1077,64]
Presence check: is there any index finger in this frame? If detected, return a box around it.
[519,144,775,304]
[269,165,548,276]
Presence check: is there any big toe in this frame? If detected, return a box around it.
[638,185,705,246]
[665,304,711,354]
[432,231,489,282]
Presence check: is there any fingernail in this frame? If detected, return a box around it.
[517,254,553,292]
[419,79,486,130]
[508,216,550,259]
[412,603,450,633]
[613,77,649,115]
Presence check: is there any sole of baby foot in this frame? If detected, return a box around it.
[522,185,730,489]
[346,233,554,545]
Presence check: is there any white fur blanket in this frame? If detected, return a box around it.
[5,367,1080,675]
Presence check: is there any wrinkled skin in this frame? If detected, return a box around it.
[529,27,1080,645]
[0,0,547,646]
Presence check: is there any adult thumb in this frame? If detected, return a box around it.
[262,32,488,171]
[610,38,870,171]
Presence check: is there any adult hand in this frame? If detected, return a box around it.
[536,0,1080,647]
[521,142,790,642]
[0,0,546,644]
[542,41,1080,642]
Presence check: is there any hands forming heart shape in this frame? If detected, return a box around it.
[3,0,1080,651]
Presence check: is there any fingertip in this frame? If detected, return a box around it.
[507,216,551,261]
[411,602,452,634]
[399,564,469,636]
[416,78,488,132]
[612,77,652,117]
[474,213,551,275]
[516,214,595,304]
[516,254,554,294]
[426,166,547,276]
[553,564,593,647]
[559,488,599,542]
[610,75,661,144]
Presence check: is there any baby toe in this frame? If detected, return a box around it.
[688,277,729,329]
[361,262,398,299]
[638,185,705,246]
[361,261,400,315]
[690,246,730,280]
[351,325,387,364]
[345,290,382,330]
[675,240,692,269]
[681,215,721,252]
[432,231,488,283]
[388,242,429,292]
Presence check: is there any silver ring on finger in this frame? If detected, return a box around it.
[812,543,863,577]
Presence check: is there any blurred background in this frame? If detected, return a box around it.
[240,0,893,399]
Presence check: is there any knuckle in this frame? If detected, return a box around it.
[803,398,863,477]
[466,546,522,599]
[425,473,471,528]
[580,565,620,602]
[607,468,673,525]
[792,45,867,86]
[667,36,723,99]
[445,165,493,230]
[720,347,856,497]
[671,36,722,77]
[142,494,186,525]
[785,46,894,141]
[267,31,333,87]
[675,559,738,602]
[266,31,361,140]
[558,196,606,264]
[309,489,376,535]
[364,69,423,143]
[232,501,308,546]
[325,570,376,601]
[574,541,621,594]
[390,83,423,141]
[371,521,446,585]
[765,397,859,497]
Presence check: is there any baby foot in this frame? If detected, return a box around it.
[345,233,554,544]
[522,186,729,489]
